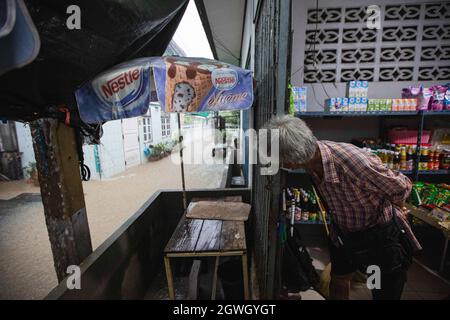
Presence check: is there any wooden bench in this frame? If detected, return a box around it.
[163,216,249,300]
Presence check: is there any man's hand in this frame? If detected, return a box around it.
[393,201,410,219]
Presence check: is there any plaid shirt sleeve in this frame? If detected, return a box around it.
[347,150,412,204]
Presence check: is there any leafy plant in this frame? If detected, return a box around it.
[23,161,37,178]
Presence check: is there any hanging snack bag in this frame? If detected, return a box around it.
[444,85,450,110]
[429,85,447,111]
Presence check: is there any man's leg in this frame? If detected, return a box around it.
[371,268,407,300]
[328,240,356,300]
[370,222,411,300]
[330,272,354,300]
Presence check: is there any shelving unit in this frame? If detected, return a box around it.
[289,110,450,182]
[296,110,450,118]
[294,219,328,225]
[285,106,450,273]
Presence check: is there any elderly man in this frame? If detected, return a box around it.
[266,115,421,300]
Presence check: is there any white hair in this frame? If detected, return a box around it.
[264,115,317,164]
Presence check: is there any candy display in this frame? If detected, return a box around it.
[402,85,431,111]
[410,182,450,222]
[429,85,447,111]
[401,84,450,111]
[445,85,450,110]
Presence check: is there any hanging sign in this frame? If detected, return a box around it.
[75,58,157,123]
[152,56,253,113]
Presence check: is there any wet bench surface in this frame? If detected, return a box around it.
[164,216,246,254]
[163,215,248,300]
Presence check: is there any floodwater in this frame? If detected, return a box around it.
[0,132,227,299]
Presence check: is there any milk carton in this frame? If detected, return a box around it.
[348,97,356,112]
[341,97,349,112]
[292,86,307,112]
[361,97,368,111]
[325,97,349,112]
[347,80,369,98]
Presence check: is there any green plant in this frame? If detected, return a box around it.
[23,161,37,178]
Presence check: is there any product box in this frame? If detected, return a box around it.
[368,99,392,111]
[348,97,355,111]
[325,97,348,112]
[347,80,369,98]
[360,97,368,112]
[367,99,378,111]
[384,99,392,111]
[392,98,416,111]
[291,86,307,112]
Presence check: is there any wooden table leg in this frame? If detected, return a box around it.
[164,255,175,300]
[211,256,220,300]
[242,252,249,300]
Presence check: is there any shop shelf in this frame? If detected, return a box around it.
[296,110,450,118]
[423,110,450,117]
[294,219,328,225]
[296,111,418,118]
[417,170,450,175]
[281,168,306,173]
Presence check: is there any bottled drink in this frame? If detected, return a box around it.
[406,146,414,171]
[394,151,401,171]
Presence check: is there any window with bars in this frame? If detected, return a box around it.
[161,114,171,137]
[142,116,152,143]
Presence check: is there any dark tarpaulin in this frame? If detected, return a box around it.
[0,0,189,122]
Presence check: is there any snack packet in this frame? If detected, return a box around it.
[429,85,447,111]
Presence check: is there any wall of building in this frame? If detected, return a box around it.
[292,0,448,110]
[14,122,35,178]
[81,120,125,180]
[291,0,449,142]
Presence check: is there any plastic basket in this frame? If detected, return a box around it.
[388,128,431,145]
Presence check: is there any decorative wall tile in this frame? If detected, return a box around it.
[379,67,414,81]
[342,28,377,43]
[422,25,450,41]
[307,8,342,23]
[418,66,450,80]
[384,4,421,20]
[421,46,450,61]
[304,68,337,83]
[305,49,338,64]
[340,68,375,81]
[303,2,450,83]
[380,47,415,62]
[425,2,450,20]
[306,29,339,44]
[382,26,417,42]
[341,48,376,63]
[344,7,369,23]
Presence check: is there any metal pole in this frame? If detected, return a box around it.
[178,113,187,211]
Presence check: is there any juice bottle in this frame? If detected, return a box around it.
[394,151,401,171]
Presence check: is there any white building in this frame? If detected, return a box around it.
[11,40,186,181]
[13,104,178,180]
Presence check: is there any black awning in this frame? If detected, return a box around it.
[0,0,188,121]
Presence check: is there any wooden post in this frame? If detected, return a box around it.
[30,119,92,282]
